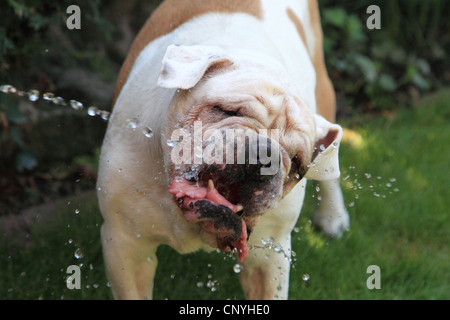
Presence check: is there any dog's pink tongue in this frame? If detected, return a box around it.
[169,177,249,261]
[169,178,243,213]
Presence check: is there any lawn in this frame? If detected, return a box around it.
[1,89,449,300]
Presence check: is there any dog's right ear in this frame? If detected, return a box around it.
[305,114,343,181]
[158,44,233,90]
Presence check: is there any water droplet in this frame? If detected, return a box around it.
[166,139,176,147]
[28,89,39,102]
[74,248,84,259]
[196,281,204,288]
[319,144,326,151]
[74,209,80,215]
[68,239,73,244]
[142,127,154,138]
[126,118,139,130]
[0,84,16,93]
[118,168,123,173]
[302,273,310,281]
[100,110,110,121]
[43,92,55,101]
[52,96,66,105]
[233,264,242,274]
[390,177,397,182]
[70,100,84,111]
[87,106,99,116]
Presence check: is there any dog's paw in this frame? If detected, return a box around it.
[312,208,350,238]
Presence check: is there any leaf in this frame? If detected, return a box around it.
[10,126,25,148]
[6,0,29,19]
[347,15,366,43]
[353,54,377,82]
[378,74,397,92]
[29,13,49,31]
[412,73,430,90]
[323,8,348,28]
[16,150,38,172]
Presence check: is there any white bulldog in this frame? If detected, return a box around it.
[97,0,349,300]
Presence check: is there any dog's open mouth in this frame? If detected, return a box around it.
[169,173,250,261]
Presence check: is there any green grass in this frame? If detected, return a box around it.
[1,89,449,300]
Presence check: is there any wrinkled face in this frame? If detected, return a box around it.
[158,45,342,260]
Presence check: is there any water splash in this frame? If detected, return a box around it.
[340,165,399,208]
[142,127,154,138]
[233,264,242,274]
[0,84,111,121]
[74,248,84,259]
[0,84,159,141]
[126,118,139,130]
[166,139,177,147]
[69,100,84,111]
[28,89,39,102]
[249,237,296,264]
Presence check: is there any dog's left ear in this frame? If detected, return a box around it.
[158,44,233,90]
[305,114,343,181]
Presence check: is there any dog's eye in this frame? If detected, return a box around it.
[213,105,239,117]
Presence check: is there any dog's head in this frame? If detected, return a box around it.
[158,45,343,260]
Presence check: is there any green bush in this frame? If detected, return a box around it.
[319,0,450,113]
[0,0,114,86]
[0,0,113,174]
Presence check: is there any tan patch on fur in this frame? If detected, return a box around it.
[286,8,308,52]
[307,0,337,122]
[113,0,263,105]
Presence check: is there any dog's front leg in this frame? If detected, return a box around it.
[313,179,349,237]
[101,223,158,300]
[239,233,292,300]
